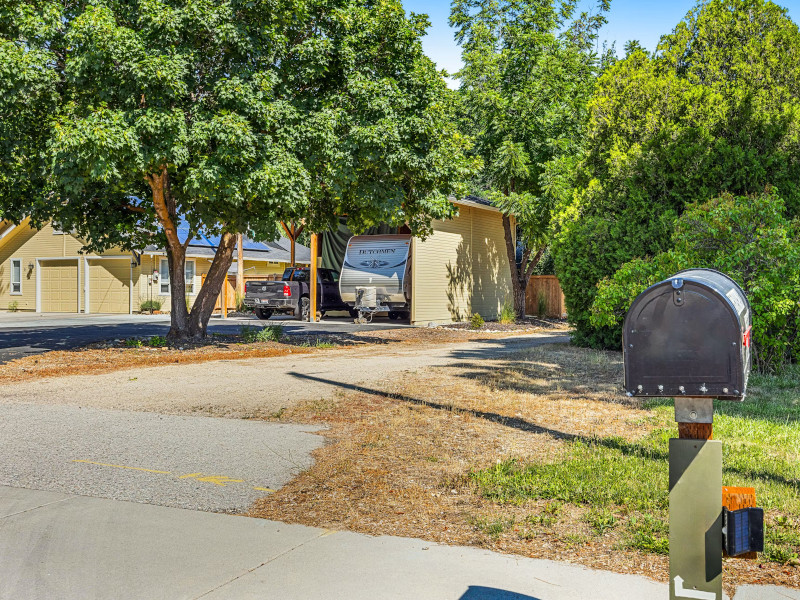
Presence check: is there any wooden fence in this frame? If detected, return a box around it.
[525,275,567,318]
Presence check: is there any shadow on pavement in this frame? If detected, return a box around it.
[459,586,541,600]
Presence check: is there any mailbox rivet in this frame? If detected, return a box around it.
[629,344,633,348]
[690,411,698,420]
[723,387,729,394]
[679,386,686,393]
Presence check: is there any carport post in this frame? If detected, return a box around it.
[309,233,318,322]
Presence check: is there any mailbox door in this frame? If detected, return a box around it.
[624,281,744,398]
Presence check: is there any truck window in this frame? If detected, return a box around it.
[281,268,294,281]
[320,270,336,283]
[293,269,309,282]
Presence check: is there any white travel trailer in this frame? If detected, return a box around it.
[339,234,411,321]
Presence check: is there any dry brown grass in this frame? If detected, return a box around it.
[0,322,565,384]
[249,344,799,592]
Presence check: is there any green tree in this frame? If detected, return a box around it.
[552,0,800,348]
[591,190,800,372]
[0,0,474,340]
[451,0,608,319]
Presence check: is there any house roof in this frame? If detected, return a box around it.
[142,224,311,264]
[452,195,501,213]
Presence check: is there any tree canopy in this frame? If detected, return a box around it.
[0,0,474,338]
[552,0,800,348]
[451,0,608,318]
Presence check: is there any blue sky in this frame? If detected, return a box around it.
[404,0,800,82]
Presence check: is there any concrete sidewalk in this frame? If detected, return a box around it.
[1,486,797,600]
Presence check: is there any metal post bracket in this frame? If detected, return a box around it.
[675,397,714,424]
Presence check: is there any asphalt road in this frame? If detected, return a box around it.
[0,312,408,363]
[0,403,324,513]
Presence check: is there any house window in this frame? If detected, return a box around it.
[10,259,21,295]
[159,259,196,295]
[185,260,195,294]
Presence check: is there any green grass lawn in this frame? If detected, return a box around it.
[470,365,800,564]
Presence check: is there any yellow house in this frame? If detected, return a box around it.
[0,219,309,314]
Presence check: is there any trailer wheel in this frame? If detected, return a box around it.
[255,308,273,320]
[296,296,310,321]
[349,308,359,319]
[388,311,399,320]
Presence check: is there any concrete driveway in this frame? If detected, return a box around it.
[0,311,409,363]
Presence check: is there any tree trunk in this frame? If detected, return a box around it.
[147,168,190,341]
[187,232,237,339]
[236,233,244,304]
[501,214,525,320]
[501,214,548,320]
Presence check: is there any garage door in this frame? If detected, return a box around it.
[40,260,79,313]
[89,260,130,314]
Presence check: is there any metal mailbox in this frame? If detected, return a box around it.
[624,268,751,400]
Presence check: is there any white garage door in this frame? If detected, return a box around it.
[89,261,130,314]
[40,260,79,313]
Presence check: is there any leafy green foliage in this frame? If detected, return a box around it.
[452,0,607,317]
[241,324,284,343]
[498,300,516,324]
[139,299,163,313]
[592,190,800,371]
[123,338,144,348]
[470,312,485,329]
[551,0,800,348]
[7,301,18,312]
[147,335,167,347]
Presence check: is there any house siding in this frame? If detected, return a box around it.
[0,221,137,312]
[411,204,512,326]
[138,254,288,312]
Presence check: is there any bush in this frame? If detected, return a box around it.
[241,325,284,343]
[592,190,800,372]
[139,298,163,312]
[552,1,800,348]
[7,301,19,312]
[470,312,485,329]
[147,335,167,347]
[498,300,515,324]
[536,292,547,317]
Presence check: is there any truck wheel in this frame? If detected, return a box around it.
[255,308,273,320]
[296,296,310,321]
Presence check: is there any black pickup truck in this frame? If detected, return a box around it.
[243,267,353,320]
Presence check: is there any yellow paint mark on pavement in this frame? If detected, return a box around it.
[179,473,244,486]
[74,460,262,490]
[73,460,171,474]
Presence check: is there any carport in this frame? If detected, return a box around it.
[314,197,512,326]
